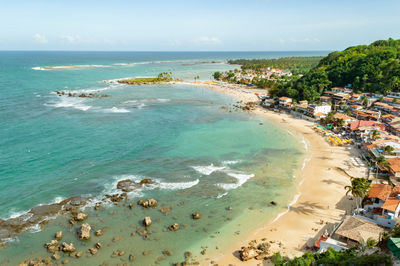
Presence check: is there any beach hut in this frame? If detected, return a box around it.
[334,216,385,244]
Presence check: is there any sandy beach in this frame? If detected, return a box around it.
[184,81,360,265]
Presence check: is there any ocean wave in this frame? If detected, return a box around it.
[104,107,130,113]
[55,84,122,95]
[158,179,199,190]
[191,164,227,175]
[45,97,92,111]
[216,171,255,190]
[32,65,110,71]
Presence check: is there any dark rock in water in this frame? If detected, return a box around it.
[45,239,59,253]
[77,223,91,240]
[192,212,201,219]
[143,250,151,256]
[163,249,172,256]
[75,251,82,258]
[117,178,156,192]
[184,251,192,259]
[137,198,158,208]
[225,206,232,211]
[61,242,76,253]
[168,223,179,231]
[270,201,277,206]
[95,242,102,249]
[129,203,134,209]
[19,257,53,266]
[95,229,104,236]
[74,212,88,221]
[239,247,258,261]
[55,231,63,240]
[143,216,152,227]
[61,259,69,264]
[89,248,98,255]
[129,254,135,261]
[52,252,60,260]
[159,207,170,214]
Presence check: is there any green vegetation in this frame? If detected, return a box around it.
[228,56,324,75]
[271,248,392,266]
[273,38,400,102]
[344,177,371,211]
[118,72,173,85]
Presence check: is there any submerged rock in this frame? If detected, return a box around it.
[77,223,91,240]
[55,231,63,240]
[95,229,104,236]
[137,199,158,208]
[143,216,152,227]
[168,223,179,231]
[45,240,59,253]
[192,212,201,219]
[61,242,76,253]
[89,248,98,255]
[74,212,88,221]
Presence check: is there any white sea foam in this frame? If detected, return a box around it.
[271,193,301,223]
[105,107,130,113]
[46,96,92,111]
[192,164,226,175]
[222,160,241,166]
[32,65,110,71]
[216,192,228,199]
[216,171,255,190]
[158,179,199,190]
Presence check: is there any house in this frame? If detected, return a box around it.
[279,97,292,107]
[362,184,400,228]
[388,117,400,136]
[320,96,332,103]
[334,113,356,125]
[387,158,400,179]
[349,120,385,132]
[306,104,331,117]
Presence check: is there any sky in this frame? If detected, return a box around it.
[0,0,399,51]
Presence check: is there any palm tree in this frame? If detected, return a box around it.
[345,177,371,212]
[384,145,395,155]
[372,130,380,140]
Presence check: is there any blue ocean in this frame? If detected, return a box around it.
[0,51,325,265]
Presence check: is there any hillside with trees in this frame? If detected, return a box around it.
[273,38,400,102]
[228,56,324,75]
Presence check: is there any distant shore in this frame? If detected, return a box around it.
[184,80,356,264]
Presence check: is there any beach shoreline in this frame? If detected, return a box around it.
[183,81,356,264]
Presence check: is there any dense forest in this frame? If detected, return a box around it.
[272,38,400,102]
[228,56,323,75]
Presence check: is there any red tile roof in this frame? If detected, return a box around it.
[367,184,392,201]
[387,157,400,173]
[381,199,400,212]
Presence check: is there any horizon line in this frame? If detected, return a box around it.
[0,49,333,53]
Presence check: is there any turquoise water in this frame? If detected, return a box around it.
[0,51,324,265]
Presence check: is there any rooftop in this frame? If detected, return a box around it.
[367,184,392,201]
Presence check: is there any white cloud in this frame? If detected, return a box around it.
[195,36,221,45]
[33,33,48,44]
[61,35,81,43]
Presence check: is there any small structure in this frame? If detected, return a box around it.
[318,215,385,252]
[334,216,385,243]
[388,237,400,260]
